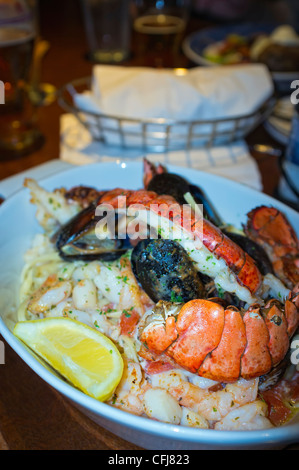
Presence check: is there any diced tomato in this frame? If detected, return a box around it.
[261,371,299,427]
[120,309,140,337]
[261,389,293,427]
[145,360,174,375]
[101,302,115,313]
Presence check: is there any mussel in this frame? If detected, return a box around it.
[131,238,205,303]
[206,292,246,310]
[52,199,132,262]
[147,172,223,227]
[223,230,274,276]
[147,173,189,206]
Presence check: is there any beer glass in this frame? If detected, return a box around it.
[132,0,190,68]
[0,0,44,160]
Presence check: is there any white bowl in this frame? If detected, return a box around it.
[1,161,299,450]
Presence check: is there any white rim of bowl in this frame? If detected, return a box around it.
[0,161,298,447]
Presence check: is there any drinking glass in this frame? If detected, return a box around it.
[80,0,131,63]
[132,0,191,68]
[0,0,44,160]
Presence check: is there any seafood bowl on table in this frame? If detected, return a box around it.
[0,161,299,450]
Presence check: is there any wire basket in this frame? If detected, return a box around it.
[58,77,276,153]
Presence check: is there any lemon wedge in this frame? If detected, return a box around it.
[13,317,124,401]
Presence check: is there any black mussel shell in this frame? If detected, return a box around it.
[131,238,205,303]
[206,296,229,308]
[207,291,247,310]
[188,184,223,227]
[53,200,131,262]
[223,231,274,276]
[147,173,189,206]
[147,172,223,227]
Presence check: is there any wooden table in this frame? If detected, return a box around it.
[0,0,296,450]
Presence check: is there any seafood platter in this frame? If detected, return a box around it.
[0,160,298,450]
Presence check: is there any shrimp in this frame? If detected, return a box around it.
[27,274,72,315]
[214,401,273,430]
[142,388,183,424]
[196,378,259,421]
[108,360,148,416]
[110,362,209,426]
[72,279,98,311]
[180,407,209,429]
[148,368,261,422]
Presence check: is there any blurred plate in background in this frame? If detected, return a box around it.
[183,22,299,93]
[264,96,294,145]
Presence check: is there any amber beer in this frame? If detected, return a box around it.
[0,26,41,158]
[133,13,186,67]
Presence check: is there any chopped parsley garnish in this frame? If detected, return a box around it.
[170,291,183,303]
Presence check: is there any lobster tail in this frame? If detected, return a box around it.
[139,287,299,383]
[245,206,299,288]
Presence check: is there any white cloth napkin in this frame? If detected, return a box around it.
[60,113,263,191]
[76,64,273,121]
[73,64,273,147]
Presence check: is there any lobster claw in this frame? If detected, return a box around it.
[245,206,299,288]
